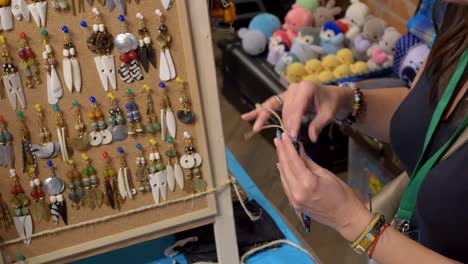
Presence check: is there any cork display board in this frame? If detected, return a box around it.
[0,0,219,262]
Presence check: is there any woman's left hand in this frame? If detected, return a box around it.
[274,134,374,242]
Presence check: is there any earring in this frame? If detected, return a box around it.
[27,0,47,27]
[181,132,206,193]
[18,32,41,89]
[43,160,67,225]
[148,138,167,204]
[81,8,117,91]
[107,92,128,141]
[136,13,156,72]
[117,147,136,200]
[165,136,184,191]
[65,159,85,210]
[142,84,161,134]
[11,0,30,22]
[28,163,51,223]
[135,143,151,193]
[68,100,90,151]
[124,88,144,135]
[31,104,61,159]
[161,0,173,10]
[175,77,195,124]
[61,25,82,93]
[0,115,14,168]
[50,0,69,12]
[16,111,38,173]
[80,153,104,210]
[106,0,125,14]
[0,1,14,31]
[52,104,69,161]
[0,192,13,230]
[115,15,143,84]
[88,96,113,146]
[1,35,26,110]
[155,9,176,81]
[9,169,33,245]
[101,150,122,210]
[40,29,63,105]
[159,82,176,140]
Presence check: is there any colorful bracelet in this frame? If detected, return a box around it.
[339,82,365,126]
[350,214,385,254]
[368,223,391,258]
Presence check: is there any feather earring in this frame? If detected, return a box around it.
[27,162,50,223]
[16,111,38,174]
[136,13,156,72]
[80,153,104,210]
[18,32,41,89]
[61,26,82,93]
[101,151,122,210]
[155,9,176,81]
[9,169,33,245]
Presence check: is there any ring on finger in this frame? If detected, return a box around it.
[274,95,283,107]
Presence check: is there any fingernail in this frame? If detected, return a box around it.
[282,133,288,141]
[273,138,279,147]
[276,163,281,171]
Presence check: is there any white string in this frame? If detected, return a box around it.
[231,180,262,222]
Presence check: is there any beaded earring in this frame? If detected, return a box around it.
[61,25,82,93]
[43,160,67,225]
[68,100,90,151]
[124,88,144,135]
[0,193,13,229]
[107,92,128,141]
[28,164,51,223]
[31,104,60,159]
[18,32,41,89]
[175,77,195,124]
[115,15,143,83]
[135,143,150,193]
[65,160,84,210]
[88,96,113,146]
[1,35,26,110]
[52,104,69,161]
[165,136,184,191]
[135,13,156,72]
[101,151,121,210]
[81,8,117,91]
[142,84,161,135]
[27,0,47,28]
[148,138,167,204]
[117,147,136,200]
[155,9,176,81]
[0,115,14,168]
[9,169,33,245]
[40,29,63,105]
[80,153,104,210]
[17,111,38,173]
[159,82,176,140]
[181,131,206,193]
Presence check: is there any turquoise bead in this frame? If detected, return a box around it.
[126,88,132,95]
[16,111,24,118]
[40,29,48,36]
[72,100,78,106]
[167,136,173,144]
[52,104,60,111]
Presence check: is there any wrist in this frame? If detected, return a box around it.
[336,86,355,120]
[337,206,374,242]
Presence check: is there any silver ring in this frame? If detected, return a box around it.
[274,95,283,107]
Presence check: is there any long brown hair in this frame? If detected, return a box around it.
[426,1,468,99]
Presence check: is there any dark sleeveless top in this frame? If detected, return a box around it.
[390,49,468,263]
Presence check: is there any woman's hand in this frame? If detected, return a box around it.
[274,134,374,242]
[242,81,353,142]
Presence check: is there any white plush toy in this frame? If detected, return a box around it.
[341,0,369,40]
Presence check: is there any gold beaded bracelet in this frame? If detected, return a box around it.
[350,214,385,254]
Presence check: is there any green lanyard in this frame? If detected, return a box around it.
[396,49,468,222]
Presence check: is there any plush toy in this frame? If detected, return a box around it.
[303,74,320,83]
[320,21,345,55]
[267,42,290,65]
[353,16,387,60]
[305,58,323,74]
[290,27,324,62]
[238,13,282,56]
[350,61,369,74]
[285,62,308,83]
[283,4,314,41]
[318,70,335,82]
[341,0,369,40]
[333,64,352,79]
[321,54,341,72]
[313,0,342,28]
[295,0,320,13]
[394,33,430,87]
[367,27,402,70]
[275,52,300,75]
[337,48,354,65]
[269,30,292,50]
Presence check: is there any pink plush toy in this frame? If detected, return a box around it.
[282,4,314,41]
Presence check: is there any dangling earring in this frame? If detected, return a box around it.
[107,92,128,141]
[80,153,104,210]
[68,100,90,151]
[148,138,167,204]
[159,82,176,140]
[27,0,47,28]
[135,143,150,193]
[124,88,144,135]
[161,0,173,10]
[143,84,161,135]
[0,193,13,230]
[88,96,113,146]
[135,13,156,72]
[0,115,14,168]
[117,147,136,200]
[9,169,33,244]
[81,8,117,91]
[18,32,41,89]
[43,160,67,225]
[1,35,26,110]
[0,1,14,31]
[101,150,122,210]
[40,29,63,105]
[175,77,195,124]
[28,163,51,223]
[16,111,38,173]
[155,9,176,81]
[115,15,143,84]
[65,159,85,210]
[165,136,184,191]
[11,0,30,22]
[181,131,206,193]
[51,104,69,161]
[61,25,82,93]
[50,0,70,13]
[31,104,60,159]
[106,0,125,14]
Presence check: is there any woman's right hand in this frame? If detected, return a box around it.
[241,81,353,142]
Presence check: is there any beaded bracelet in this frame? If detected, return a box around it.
[368,223,391,258]
[339,82,365,126]
[350,214,385,254]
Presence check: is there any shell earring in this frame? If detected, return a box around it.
[107,92,128,141]
[181,131,206,193]
[31,104,61,159]
[159,82,176,140]
[1,35,26,110]
[155,9,176,81]
[176,77,195,124]
[27,0,47,28]
[88,96,113,146]
[40,29,63,105]
[43,160,67,225]
[115,15,143,83]
[61,25,82,93]
[148,139,167,204]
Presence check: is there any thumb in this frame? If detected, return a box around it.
[308,112,333,143]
